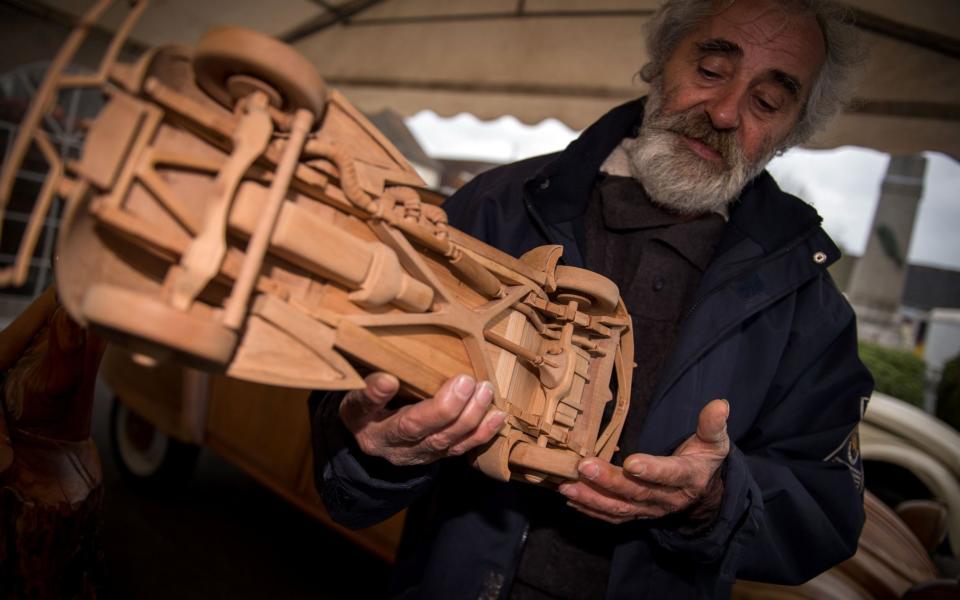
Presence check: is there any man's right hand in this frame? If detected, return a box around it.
[339,372,507,467]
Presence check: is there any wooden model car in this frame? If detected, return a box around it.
[0,0,633,486]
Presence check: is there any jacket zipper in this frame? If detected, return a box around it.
[524,194,563,252]
[496,524,530,600]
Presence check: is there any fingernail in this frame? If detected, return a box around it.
[454,375,476,400]
[477,381,494,405]
[490,410,507,430]
[627,463,645,477]
[559,484,577,499]
[578,461,599,480]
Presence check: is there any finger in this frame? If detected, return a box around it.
[389,374,476,443]
[340,372,400,425]
[623,454,699,488]
[565,471,679,509]
[566,501,634,525]
[696,398,730,446]
[560,482,668,522]
[385,407,507,467]
[577,459,653,499]
[420,381,495,452]
[566,500,666,524]
[446,408,508,456]
[559,481,636,519]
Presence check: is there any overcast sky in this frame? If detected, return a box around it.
[407,110,960,271]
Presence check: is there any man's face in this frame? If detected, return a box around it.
[629,0,826,215]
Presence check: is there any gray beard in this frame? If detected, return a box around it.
[622,87,777,216]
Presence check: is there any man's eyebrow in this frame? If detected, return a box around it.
[696,37,803,101]
[772,70,801,100]
[696,38,742,57]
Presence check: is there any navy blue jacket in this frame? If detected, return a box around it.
[312,98,873,599]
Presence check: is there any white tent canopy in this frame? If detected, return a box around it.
[28,0,960,158]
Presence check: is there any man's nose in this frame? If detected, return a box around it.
[705,86,743,130]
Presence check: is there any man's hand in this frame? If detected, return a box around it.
[559,399,730,524]
[340,372,507,467]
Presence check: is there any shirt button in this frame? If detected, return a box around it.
[539,178,551,191]
[653,278,664,291]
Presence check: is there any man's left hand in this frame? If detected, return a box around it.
[559,399,729,524]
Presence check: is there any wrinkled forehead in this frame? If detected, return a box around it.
[689,0,826,93]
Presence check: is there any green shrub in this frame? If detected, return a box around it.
[936,353,960,432]
[858,341,925,408]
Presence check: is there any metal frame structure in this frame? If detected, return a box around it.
[0,62,101,296]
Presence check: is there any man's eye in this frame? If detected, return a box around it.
[755,96,779,113]
[697,67,721,80]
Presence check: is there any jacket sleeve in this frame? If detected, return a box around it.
[648,279,873,585]
[309,389,439,529]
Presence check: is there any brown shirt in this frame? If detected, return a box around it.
[511,174,725,600]
[585,174,725,456]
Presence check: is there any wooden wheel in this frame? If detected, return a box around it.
[194,26,327,123]
[553,265,620,313]
[81,285,237,366]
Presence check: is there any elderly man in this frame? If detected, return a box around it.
[311,0,873,597]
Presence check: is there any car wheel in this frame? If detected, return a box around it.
[109,397,199,491]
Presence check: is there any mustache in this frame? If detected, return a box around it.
[646,110,743,168]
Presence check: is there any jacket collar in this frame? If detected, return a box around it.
[719,172,826,257]
[526,98,646,224]
[526,97,829,259]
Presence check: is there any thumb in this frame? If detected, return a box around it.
[695,399,729,447]
[363,372,400,403]
[341,372,399,421]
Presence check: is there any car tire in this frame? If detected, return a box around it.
[109,397,200,491]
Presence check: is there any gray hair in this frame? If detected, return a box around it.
[640,0,867,149]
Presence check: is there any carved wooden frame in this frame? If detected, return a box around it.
[0,0,633,486]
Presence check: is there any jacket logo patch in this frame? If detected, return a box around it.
[824,427,863,492]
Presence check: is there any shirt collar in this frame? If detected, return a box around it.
[597,175,725,271]
[598,175,686,230]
